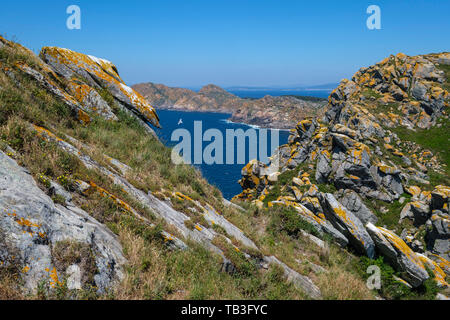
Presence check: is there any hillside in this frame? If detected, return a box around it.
[0,34,448,301]
[234,52,450,299]
[132,82,326,129]
[0,35,377,300]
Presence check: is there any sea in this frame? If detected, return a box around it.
[154,109,290,199]
[154,89,331,199]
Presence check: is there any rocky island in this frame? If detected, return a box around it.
[132,82,326,129]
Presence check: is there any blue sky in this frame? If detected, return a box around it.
[1,0,449,88]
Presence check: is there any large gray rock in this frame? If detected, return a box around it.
[400,201,431,227]
[39,47,160,128]
[426,212,450,260]
[338,189,378,225]
[263,256,321,299]
[0,151,126,293]
[366,223,429,287]
[315,152,331,184]
[319,193,375,258]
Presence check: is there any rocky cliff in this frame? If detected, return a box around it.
[234,52,450,298]
[132,82,326,129]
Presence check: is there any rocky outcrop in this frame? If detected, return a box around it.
[39,47,160,128]
[0,150,126,293]
[132,82,326,129]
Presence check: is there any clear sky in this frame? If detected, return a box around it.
[1,0,449,88]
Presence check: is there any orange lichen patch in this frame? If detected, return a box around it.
[330,202,364,243]
[48,267,62,288]
[406,186,421,198]
[417,254,449,288]
[174,192,194,202]
[301,177,311,186]
[163,233,174,242]
[393,276,411,288]
[77,109,91,124]
[377,163,398,175]
[194,225,203,232]
[378,227,426,271]
[290,186,302,200]
[384,143,394,151]
[4,209,18,218]
[320,149,331,159]
[68,80,93,102]
[33,125,64,142]
[87,54,124,82]
[232,189,254,202]
[347,143,370,165]
[41,47,160,127]
[429,254,450,274]
[16,217,40,228]
[300,172,310,178]
[22,266,30,273]
[14,61,82,109]
[308,184,318,194]
[421,151,433,158]
[258,189,268,202]
[433,185,450,198]
[269,197,328,227]
[297,119,312,133]
[292,177,304,187]
[393,150,405,157]
[380,93,396,104]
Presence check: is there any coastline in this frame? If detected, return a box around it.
[156,106,296,131]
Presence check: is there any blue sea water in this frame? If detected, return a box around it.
[154,109,290,199]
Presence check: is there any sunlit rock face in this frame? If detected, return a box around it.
[40,47,160,128]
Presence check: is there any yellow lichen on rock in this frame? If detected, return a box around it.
[417,254,449,288]
[40,47,160,127]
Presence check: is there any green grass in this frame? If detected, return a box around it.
[267,206,320,239]
[362,88,383,100]
[391,118,450,184]
[363,194,411,231]
[436,63,450,91]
